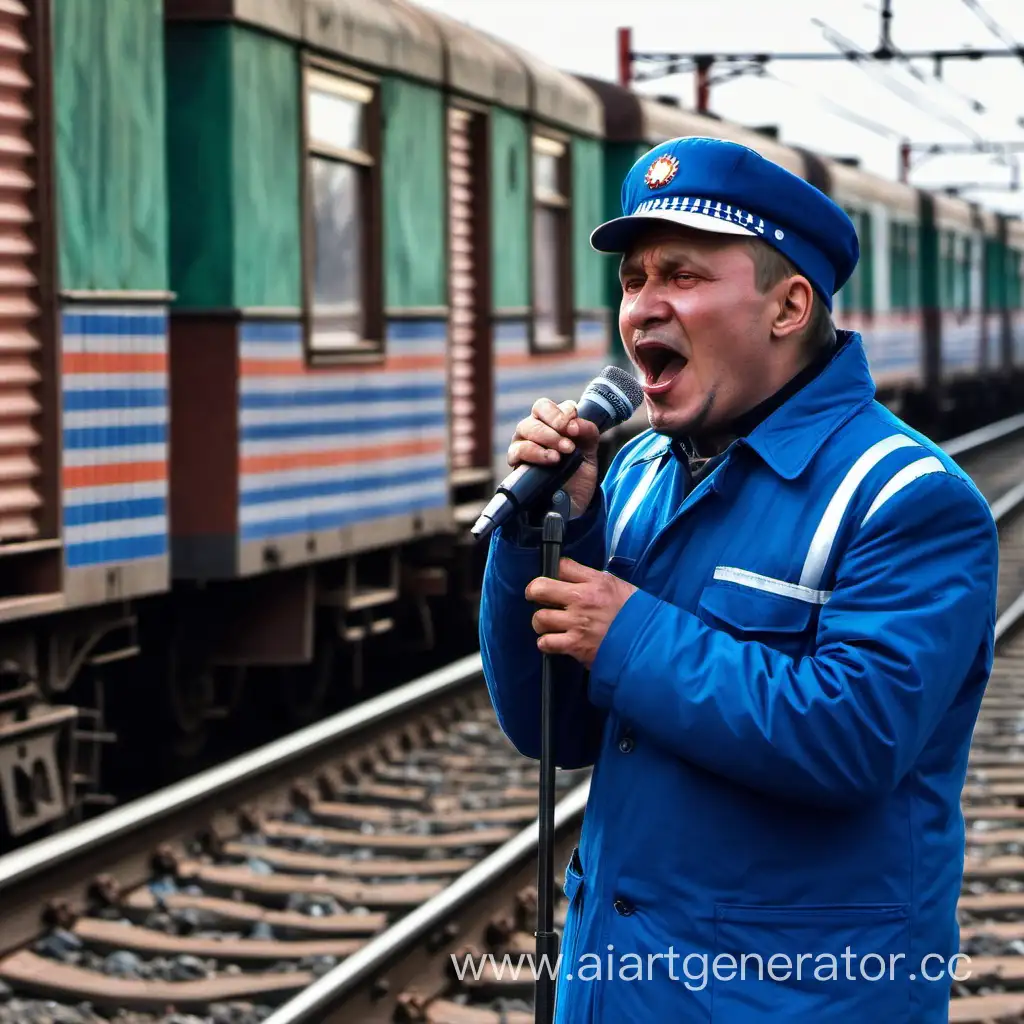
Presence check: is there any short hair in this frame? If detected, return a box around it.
[745,238,836,352]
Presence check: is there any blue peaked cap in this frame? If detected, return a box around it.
[591,136,859,310]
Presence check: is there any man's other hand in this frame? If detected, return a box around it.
[526,558,637,667]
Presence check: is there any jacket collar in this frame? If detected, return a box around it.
[625,331,876,479]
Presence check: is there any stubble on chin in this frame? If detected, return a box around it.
[649,387,717,441]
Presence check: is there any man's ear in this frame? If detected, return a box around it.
[771,275,814,341]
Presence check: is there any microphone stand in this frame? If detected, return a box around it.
[534,487,569,1024]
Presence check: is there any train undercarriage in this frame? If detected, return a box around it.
[0,525,491,850]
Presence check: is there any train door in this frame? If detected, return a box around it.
[446,105,493,523]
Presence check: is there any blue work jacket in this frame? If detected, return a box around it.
[479,332,998,1022]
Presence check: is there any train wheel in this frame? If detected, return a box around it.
[165,662,214,759]
[277,624,337,727]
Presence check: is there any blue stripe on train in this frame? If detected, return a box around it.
[240,492,448,541]
[62,314,166,336]
[865,351,919,371]
[66,533,168,568]
[240,411,446,442]
[63,388,168,411]
[240,384,446,408]
[386,321,447,341]
[64,497,167,527]
[241,464,445,507]
[495,367,609,395]
[64,424,167,449]
[494,322,528,343]
[238,323,302,343]
[240,320,446,344]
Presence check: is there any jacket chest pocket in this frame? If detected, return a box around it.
[695,570,821,659]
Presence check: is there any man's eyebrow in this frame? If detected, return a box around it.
[619,255,643,278]
[619,251,704,279]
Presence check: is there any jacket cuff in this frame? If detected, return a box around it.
[588,588,662,708]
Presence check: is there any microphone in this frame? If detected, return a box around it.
[470,365,644,541]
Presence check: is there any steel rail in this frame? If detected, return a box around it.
[996,587,1024,644]
[261,778,591,1024]
[989,458,1024,644]
[0,652,483,894]
[940,412,1024,459]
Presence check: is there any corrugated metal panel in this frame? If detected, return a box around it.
[0,0,41,544]
[448,107,479,472]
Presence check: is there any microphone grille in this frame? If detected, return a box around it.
[584,365,644,425]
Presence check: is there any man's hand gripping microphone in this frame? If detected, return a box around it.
[470,365,644,542]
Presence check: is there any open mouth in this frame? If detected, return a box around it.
[634,341,688,389]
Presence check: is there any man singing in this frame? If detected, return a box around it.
[477,136,998,1021]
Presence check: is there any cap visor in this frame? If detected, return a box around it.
[590,209,757,253]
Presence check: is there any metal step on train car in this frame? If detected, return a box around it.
[3,0,1024,847]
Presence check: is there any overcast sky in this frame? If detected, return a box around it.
[414,0,1024,216]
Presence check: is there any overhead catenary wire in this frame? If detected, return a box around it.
[633,59,907,144]
[755,66,906,143]
[811,17,991,148]
[626,0,1024,204]
[960,0,1024,54]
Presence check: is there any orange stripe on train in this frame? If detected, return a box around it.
[241,439,445,475]
[63,462,168,489]
[63,353,167,373]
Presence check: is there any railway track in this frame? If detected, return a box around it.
[0,660,588,1024]
[4,413,1024,1024]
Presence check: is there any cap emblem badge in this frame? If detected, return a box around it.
[645,154,679,189]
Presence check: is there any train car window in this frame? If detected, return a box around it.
[941,230,959,313]
[860,210,874,316]
[937,231,945,311]
[908,221,919,309]
[840,205,873,316]
[1010,249,1023,309]
[962,235,970,311]
[531,133,573,353]
[986,238,1002,312]
[889,221,909,313]
[888,222,897,312]
[302,66,381,359]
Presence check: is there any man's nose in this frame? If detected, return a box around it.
[624,281,673,330]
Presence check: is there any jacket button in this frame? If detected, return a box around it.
[613,898,635,916]
[618,735,634,753]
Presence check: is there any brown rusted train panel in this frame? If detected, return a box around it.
[169,316,239,579]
